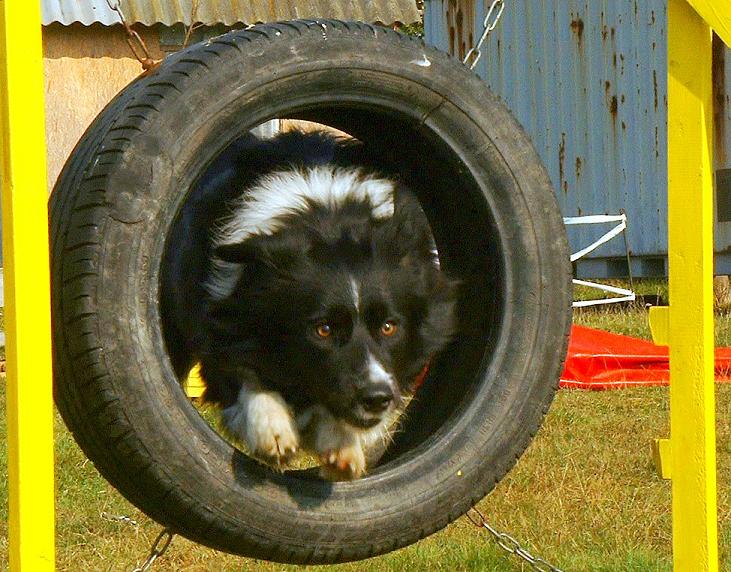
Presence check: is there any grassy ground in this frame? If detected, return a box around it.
[1,280,730,571]
[573,279,731,346]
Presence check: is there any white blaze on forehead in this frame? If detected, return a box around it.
[349,276,360,312]
[367,353,395,389]
[216,166,395,245]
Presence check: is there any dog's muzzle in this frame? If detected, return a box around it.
[358,384,394,415]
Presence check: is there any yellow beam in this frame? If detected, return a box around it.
[668,1,717,570]
[648,306,670,346]
[184,363,206,399]
[0,0,56,570]
[652,438,672,480]
[685,0,731,47]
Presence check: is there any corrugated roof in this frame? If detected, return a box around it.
[41,0,420,27]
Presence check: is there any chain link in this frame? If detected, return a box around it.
[131,529,174,572]
[463,0,505,70]
[101,512,139,528]
[467,508,564,572]
[105,0,160,71]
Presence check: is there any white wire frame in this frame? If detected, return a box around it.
[564,213,637,308]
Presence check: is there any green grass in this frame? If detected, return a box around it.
[1,279,730,570]
[573,278,731,346]
[3,386,684,571]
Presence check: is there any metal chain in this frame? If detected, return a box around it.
[463,0,506,69]
[467,508,565,572]
[101,511,139,528]
[105,0,160,71]
[131,529,175,572]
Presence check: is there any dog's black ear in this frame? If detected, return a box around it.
[214,241,258,264]
[384,189,436,265]
[421,271,461,352]
[216,234,305,274]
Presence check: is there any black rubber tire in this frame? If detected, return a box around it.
[50,20,572,564]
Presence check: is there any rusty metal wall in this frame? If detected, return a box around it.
[425,0,731,277]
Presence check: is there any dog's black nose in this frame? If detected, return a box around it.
[360,388,393,414]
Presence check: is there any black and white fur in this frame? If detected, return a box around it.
[161,131,458,479]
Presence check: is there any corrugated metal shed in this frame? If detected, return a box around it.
[425,0,731,277]
[41,0,421,27]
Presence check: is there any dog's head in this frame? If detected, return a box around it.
[209,170,458,429]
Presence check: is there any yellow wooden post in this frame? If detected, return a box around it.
[0,1,56,570]
[667,0,718,569]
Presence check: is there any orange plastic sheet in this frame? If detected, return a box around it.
[560,325,731,389]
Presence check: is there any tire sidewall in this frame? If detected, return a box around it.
[55,23,571,559]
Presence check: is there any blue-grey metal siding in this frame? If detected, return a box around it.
[425,0,731,277]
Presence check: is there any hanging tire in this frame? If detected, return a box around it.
[50,20,571,563]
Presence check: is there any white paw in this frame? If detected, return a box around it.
[222,389,299,468]
[319,444,366,481]
[303,407,367,480]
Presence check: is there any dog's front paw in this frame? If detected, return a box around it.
[302,406,368,480]
[319,444,366,481]
[223,390,299,469]
[248,401,299,467]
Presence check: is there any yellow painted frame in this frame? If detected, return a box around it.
[184,364,206,399]
[0,1,56,571]
[0,1,727,571]
[648,0,728,570]
[685,0,731,46]
[668,4,717,567]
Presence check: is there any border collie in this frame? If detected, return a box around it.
[162,131,458,480]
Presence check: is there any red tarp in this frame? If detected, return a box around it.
[560,324,731,390]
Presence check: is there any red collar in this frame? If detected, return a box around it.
[413,358,431,391]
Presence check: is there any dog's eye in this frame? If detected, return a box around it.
[316,323,332,338]
[380,320,398,337]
